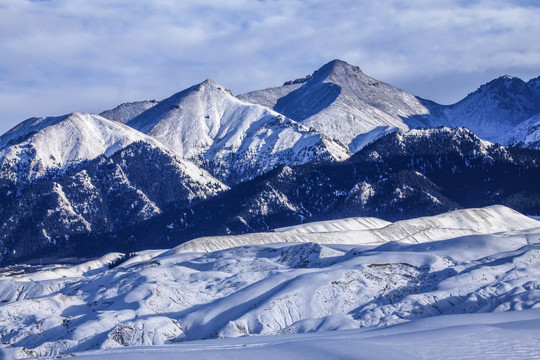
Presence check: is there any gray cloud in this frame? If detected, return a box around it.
[0,0,539,134]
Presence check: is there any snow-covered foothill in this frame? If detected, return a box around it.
[174,205,538,254]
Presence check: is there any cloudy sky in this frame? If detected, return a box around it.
[0,0,539,134]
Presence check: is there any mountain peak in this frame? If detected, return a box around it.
[325,59,355,69]
[100,100,159,124]
[528,75,540,84]
[315,59,364,81]
[485,74,524,88]
[527,75,540,93]
[464,74,528,99]
[247,59,431,149]
[192,79,233,96]
[0,112,173,180]
[198,78,219,87]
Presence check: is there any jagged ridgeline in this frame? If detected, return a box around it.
[1,60,539,264]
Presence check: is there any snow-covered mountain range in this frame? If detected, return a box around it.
[240,60,540,149]
[79,126,537,260]
[1,205,539,358]
[0,59,539,264]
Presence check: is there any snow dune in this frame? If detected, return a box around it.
[174,205,538,254]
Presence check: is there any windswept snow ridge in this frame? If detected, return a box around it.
[174,205,537,253]
[0,206,539,358]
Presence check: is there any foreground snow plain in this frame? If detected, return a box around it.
[66,309,540,360]
[1,205,540,359]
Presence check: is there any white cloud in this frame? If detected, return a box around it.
[0,0,539,133]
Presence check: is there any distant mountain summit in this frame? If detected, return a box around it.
[435,75,540,141]
[240,59,435,152]
[241,60,540,147]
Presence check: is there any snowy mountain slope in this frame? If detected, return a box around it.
[0,115,228,264]
[100,100,159,124]
[0,113,167,181]
[346,127,540,215]
[0,141,227,264]
[237,81,304,109]
[127,79,350,183]
[172,205,539,254]
[1,206,539,358]
[358,126,493,157]
[432,75,540,142]
[240,60,439,151]
[347,125,400,153]
[497,113,540,149]
[58,309,540,360]
[0,111,230,263]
